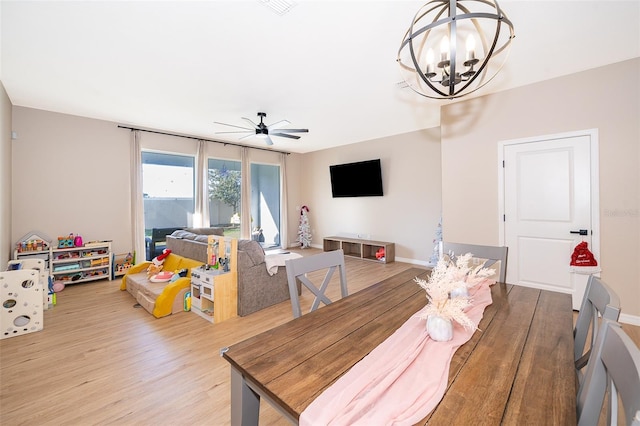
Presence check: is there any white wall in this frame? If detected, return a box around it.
[299,128,442,263]
[0,82,12,264]
[11,107,132,255]
[284,151,304,247]
[441,58,640,319]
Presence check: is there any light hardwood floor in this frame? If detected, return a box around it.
[0,248,417,425]
[1,249,638,426]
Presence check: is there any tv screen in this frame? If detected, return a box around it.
[330,159,383,197]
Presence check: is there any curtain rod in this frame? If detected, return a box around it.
[117,125,291,155]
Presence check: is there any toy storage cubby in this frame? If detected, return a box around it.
[1,269,44,339]
[323,236,396,263]
[50,242,112,285]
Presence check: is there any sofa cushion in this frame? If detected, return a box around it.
[171,230,197,240]
[138,279,171,300]
[167,236,207,264]
[174,256,203,275]
[238,240,265,266]
[194,234,209,243]
[162,255,182,272]
[184,227,224,236]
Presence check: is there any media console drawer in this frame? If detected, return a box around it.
[323,236,395,264]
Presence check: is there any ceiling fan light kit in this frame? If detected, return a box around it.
[397,0,515,100]
[214,112,308,146]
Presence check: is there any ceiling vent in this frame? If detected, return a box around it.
[259,0,296,16]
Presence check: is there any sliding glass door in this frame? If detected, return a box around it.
[208,158,242,239]
[139,151,283,253]
[141,151,195,259]
[251,163,281,249]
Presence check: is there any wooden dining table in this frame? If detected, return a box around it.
[222,267,576,425]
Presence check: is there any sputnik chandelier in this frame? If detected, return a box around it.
[397,0,515,100]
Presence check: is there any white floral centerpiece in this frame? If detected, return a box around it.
[414,253,496,341]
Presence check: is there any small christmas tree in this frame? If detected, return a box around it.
[298,206,312,248]
[429,218,443,265]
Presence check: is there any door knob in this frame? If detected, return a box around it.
[570,229,589,236]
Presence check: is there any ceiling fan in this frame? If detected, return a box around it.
[214,112,309,146]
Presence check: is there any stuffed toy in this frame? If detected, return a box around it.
[147,249,172,278]
[375,247,385,261]
[150,270,174,282]
[169,268,188,283]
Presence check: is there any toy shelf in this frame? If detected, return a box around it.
[50,242,112,285]
[323,236,395,263]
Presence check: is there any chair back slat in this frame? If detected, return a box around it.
[442,242,508,283]
[574,275,621,382]
[285,249,348,318]
[577,319,640,426]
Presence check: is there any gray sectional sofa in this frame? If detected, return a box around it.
[166,228,298,316]
[165,227,225,260]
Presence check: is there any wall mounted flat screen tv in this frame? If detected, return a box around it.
[330,159,383,197]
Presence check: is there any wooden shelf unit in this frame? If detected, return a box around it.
[323,236,395,263]
[50,243,112,285]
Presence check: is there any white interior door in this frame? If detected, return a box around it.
[501,130,599,309]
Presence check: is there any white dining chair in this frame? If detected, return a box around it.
[576,318,640,426]
[574,275,621,385]
[442,242,508,283]
[285,249,348,318]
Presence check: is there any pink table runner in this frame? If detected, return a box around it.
[300,280,494,426]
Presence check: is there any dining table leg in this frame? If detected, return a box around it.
[230,367,260,426]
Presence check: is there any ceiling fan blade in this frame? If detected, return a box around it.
[275,128,308,133]
[270,132,301,140]
[216,114,306,145]
[241,117,259,128]
[267,119,290,129]
[213,122,254,131]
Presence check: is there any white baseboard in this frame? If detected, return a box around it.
[620,312,640,326]
[395,256,430,267]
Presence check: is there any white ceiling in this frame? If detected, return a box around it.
[1,0,639,153]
